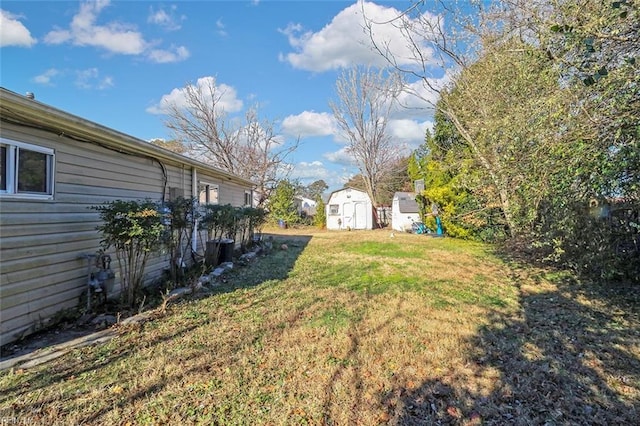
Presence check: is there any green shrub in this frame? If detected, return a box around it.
[162,197,200,287]
[92,199,164,307]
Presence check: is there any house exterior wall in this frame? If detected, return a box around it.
[0,89,254,346]
[192,169,253,253]
[325,188,374,230]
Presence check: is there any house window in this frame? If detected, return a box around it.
[198,183,219,204]
[0,138,54,198]
[329,204,339,215]
[244,190,252,207]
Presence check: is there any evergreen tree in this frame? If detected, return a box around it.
[268,179,299,225]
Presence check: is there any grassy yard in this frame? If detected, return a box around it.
[1,228,638,425]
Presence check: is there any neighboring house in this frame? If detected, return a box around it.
[0,88,255,346]
[325,187,375,230]
[392,192,421,232]
[294,196,317,217]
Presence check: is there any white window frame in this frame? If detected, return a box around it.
[244,190,252,207]
[0,138,55,199]
[329,204,339,215]
[198,182,219,205]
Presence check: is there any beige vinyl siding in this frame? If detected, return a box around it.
[0,127,164,344]
[0,118,250,345]
[192,172,254,254]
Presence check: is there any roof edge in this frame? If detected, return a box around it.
[0,87,255,188]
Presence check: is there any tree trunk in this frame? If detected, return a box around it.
[445,109,517,236]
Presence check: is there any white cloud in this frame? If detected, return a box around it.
[216,18,227,37]
[33,68,60,85]
[41,28,70,45]
[396,76,450,114]
[147,45,190,63]
[43,0,188,63]
[45,0,146,54]
[279,1,437,72]
[291,160,330,180]
[281,111,336,137]
[0,10,37,47]
[75,67,114,90]
[324,147,356,166]
[147,76,243,115]
[148,6,184,31]
[289,160,351,191]
[387,118,432,150]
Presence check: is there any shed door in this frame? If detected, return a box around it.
[342,202,353,229]
[353,202,367,229]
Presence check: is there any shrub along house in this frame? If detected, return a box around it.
[0,88,255,346]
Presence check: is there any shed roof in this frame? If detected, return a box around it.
[394,192,420,213]
[0,87,255,188]
[327,186,369,200]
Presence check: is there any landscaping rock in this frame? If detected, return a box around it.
[210,268,226,278]
[168,287,193,298]
[239,252,257,263]
[219,262,234,270]
[120,311,154,326]
[91,314,117,327]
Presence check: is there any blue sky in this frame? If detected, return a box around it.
[1,0,447,191]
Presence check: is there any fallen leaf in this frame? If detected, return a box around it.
[447,406,462,418]
[111,385,124,395]
[378,412,390,422]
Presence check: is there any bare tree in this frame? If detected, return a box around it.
[163,78,298,205]
[362,1,522,234]
[330,66,405,224]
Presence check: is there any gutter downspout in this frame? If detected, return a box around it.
[192,167,198,253]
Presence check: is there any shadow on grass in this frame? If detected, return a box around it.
[78,233,314,422]
[1,234,312,363]
[221,233,313,290]
[320,295,414,424]
[1,234,313,424]
[388,269,640,424]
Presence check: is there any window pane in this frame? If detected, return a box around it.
[208,186,218,204]
[199,185,208,203]
[17,149,47,193]
[199,184,219,204]
[0,146,6,191]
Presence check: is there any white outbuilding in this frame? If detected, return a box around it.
[294,196,317,217]
[391,192,421,232]
[325,187,375,230]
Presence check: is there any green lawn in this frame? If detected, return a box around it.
[1,228,638,424]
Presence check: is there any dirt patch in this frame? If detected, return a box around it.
[1,316,102,362]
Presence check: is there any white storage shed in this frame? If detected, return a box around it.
[325,187,375,230]
[392,192,421,232]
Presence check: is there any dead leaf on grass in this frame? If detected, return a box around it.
[378,411,390,422]
[447,405,462,418]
